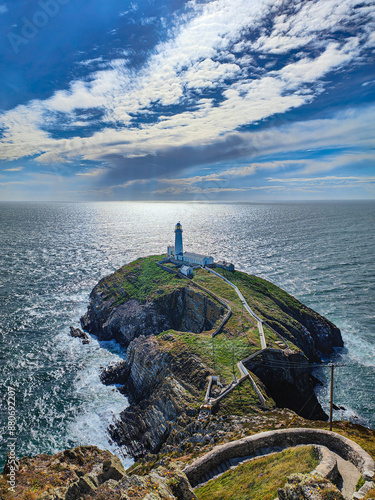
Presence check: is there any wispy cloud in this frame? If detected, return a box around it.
[4,167,23,172]
[0,181,27,186]
[0,0,373,171]
[75,168,107,177]
[268,175,375,184]
[153,186,248,194]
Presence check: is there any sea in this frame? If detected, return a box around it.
[0,201,374,469]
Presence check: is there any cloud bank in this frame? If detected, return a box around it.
[0,0,374,200]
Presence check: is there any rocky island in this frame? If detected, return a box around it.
[1,255,374,500]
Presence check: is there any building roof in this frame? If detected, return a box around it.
[181,265,193,271]
[183,251,213,260]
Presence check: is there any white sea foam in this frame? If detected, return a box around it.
[54,331,132,466]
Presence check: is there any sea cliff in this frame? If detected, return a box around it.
[82,255,343,458]
[4,254,365,500]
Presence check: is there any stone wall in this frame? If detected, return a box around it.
[183,428,375,491]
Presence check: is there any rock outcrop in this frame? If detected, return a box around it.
[245,349,327,420]
[69,326,90,344]
[81,286,224,347]
[101,334,213,458]
[278,473,345,500]
[0,445,196,500]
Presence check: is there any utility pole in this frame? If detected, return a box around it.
[212,336,216,373]
[241,302,244,333]
[232,335,236,378]
[329,364,334,431]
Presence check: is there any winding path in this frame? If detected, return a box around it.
[205,267,267,350]
[156,262,374,498]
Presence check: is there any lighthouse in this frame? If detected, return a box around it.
[166,222,216,267]
[175,222,183,257]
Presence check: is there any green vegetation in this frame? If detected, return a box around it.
[195,446,319,500]
[356,475,366,490]
[97,255,182,306]
[192,267,302,351]
[192,268,262,347]
[97,258,303,354]
[214,267,311,342]
[160,330,260,383]
[215,378,274,416]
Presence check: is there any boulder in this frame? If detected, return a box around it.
[278,473,345,500]
[69,326,90,344]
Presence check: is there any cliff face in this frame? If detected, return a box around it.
[261,297,343,361]
[101,334,212,458]
[245,349,327,420]
[81,286,224,347]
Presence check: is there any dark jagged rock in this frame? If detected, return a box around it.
[245,349,328,421]
[105,334,212,458]
[69,326,90,344]
[81,287,224,347]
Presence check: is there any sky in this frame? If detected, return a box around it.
[0,0,374,201]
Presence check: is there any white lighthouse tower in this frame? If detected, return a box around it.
[166,222,217,267]
[175,222,183,258]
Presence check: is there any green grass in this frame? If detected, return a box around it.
[97,255,182,306]
[164,331,261,384]
[212,268,312,348]
[195,446,319,500]
[215,378,274,416]
[192,269,263,347]
[356,475,366,491]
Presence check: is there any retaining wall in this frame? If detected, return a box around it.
[183,428,375,490]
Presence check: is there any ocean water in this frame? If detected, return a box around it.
[0,201,374,469]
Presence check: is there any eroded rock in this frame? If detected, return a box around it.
[81,285,224,347]
[278,473,345,500]
[69,326,90,344]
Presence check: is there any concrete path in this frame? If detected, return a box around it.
[336,454,361,499]
[205,267,267,349]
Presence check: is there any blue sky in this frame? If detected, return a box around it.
[0,0,374,201]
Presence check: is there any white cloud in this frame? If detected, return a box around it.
[0,4,8,14]
[268,175,375,184]
[253,0,375,54]
[0,181,27,186]
[153,186,247,194]
[4,166,23,171]
[75,168,107,177]
[159,173,226,185]
[0,0,373,171]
